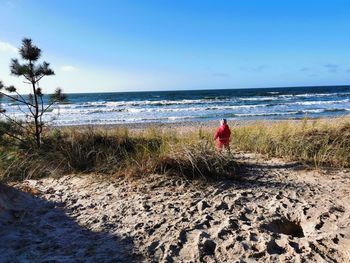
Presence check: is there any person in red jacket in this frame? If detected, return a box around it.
[214,119,231,152]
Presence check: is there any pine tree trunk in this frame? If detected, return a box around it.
[32,82,40,147]
[30,61,41,148]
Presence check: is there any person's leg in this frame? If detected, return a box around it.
[223,142,230,153]
[216,141,223,152]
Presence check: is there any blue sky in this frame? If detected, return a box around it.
[0,0,349,93]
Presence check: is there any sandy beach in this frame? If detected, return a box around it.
[1,2,350,262]
[1,151,349,262]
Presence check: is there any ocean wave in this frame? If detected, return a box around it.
[58,99,232,108]
[51,115,197,126]
[203,96,230,100]
[233,109,340,117]
[294,93,334,97]
[127,104,269,113]
[283,99,350,106]
[238,96,280,101]
[234,111,299,117]
[279,92,350,98]
[50,103,271,115]
[238,93,350,102]
[323,108,350,113]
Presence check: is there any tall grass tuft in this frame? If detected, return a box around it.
[231,117,350,168]
[156,142,238,180]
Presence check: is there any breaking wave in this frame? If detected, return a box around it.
[1,86,350,125]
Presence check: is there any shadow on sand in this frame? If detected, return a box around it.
[0,183,140,263]
[202,158,314,193]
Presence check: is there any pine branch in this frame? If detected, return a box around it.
[17,105,31,118]
[0,91,35,107]
[2,130,27,144]
[0,112,27,130]
[41,100,56,116]
[15,91,35,116]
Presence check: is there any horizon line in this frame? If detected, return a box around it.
[60,84,350,95]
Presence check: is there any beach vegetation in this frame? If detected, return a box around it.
[0,117,349,182]
[231,117,350,168]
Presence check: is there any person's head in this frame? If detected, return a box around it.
[220,118,227,126]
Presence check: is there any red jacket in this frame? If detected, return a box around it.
[214,124,231,144]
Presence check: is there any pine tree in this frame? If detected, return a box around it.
[0,38,66,147]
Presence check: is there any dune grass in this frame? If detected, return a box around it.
[0,117,349,181]
[231,117,350,168]
[0,125,236,181]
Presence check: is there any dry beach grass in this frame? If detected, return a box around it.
[1,116,350,181]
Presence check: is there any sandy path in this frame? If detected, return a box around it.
[1,153,350,262]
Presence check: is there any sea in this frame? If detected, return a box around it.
[1,86,350,126]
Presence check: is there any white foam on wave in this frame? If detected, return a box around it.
[280,92,350,98]
[239,96,280,101]
[67,98,231,108]
[49,103,271,115]
[50,115,197,126]
[234,108,331,117]
[126,104,268,113]
[284,99,350,106]
[235,111,299,117]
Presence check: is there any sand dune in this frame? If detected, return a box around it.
[1,153,350,262]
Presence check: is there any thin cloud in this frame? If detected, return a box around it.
[212,72,231,78]
[300,67,310,72]
[324,63,339,73]
[5,0,16,8]
[251,65,266,72]
[239,65,266,73]
[0,41,17,53]
[60,65,79,72]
